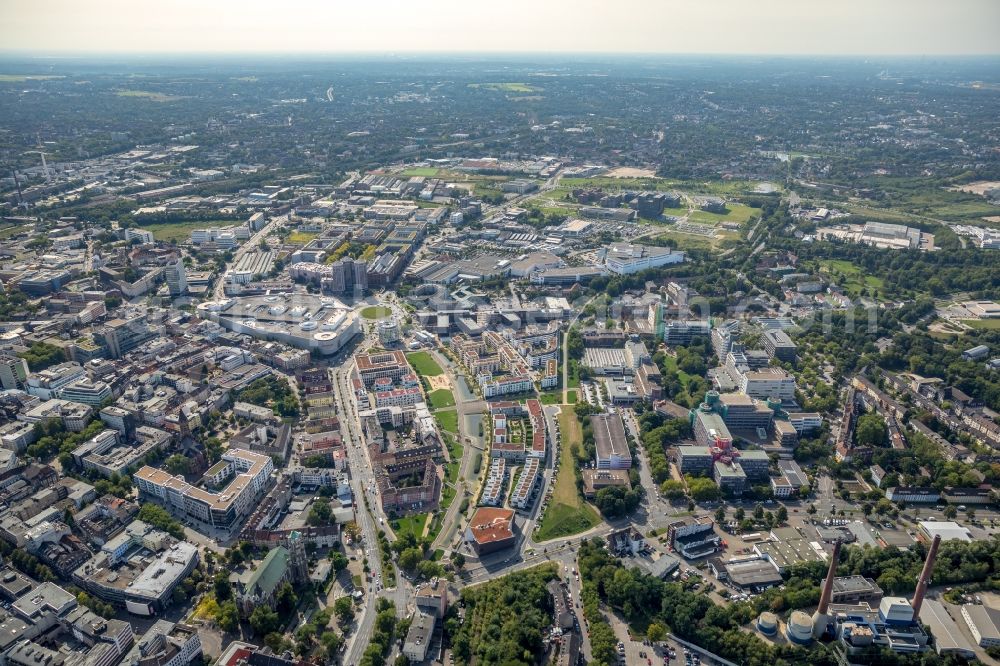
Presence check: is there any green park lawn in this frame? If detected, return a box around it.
[401,167,440,177]
[817,259,885,296]
[468,82,540,93]
[435,409,458,433]
[407,351,443,376]
[965,319,1000,330]
[116,90,181,102]
[539,391,562,405]
[391,514,428,542]
[287,231,318,244]
[535,409,600,542]
[359,306,393,320]
[687,203,758,225]
[428,389,455,409]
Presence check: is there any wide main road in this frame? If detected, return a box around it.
[331,361,388,666]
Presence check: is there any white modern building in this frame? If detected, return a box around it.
[164,259,187,296]
[600,243,685,275]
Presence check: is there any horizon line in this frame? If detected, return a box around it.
[1,50,999,60]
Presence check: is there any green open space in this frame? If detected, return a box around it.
[440,484,456,511]
[468,82,540,93]
[434,409,459,434]
[428,389,455,410]
[539,391,562,405]
[400,167,440,177]
[560,176,679,191]
[535,409,600,542]
[407,351,443,376]
[116,90,181,102]
[816,259,885,297]
[359,306,393,320]
[964,319,1000,330]
[567,359,581,388]
[647,231,722,252]
[660,354,694,385]
[286,231,318,244]
[137,219,236,243]
[444,434,462,468]
[566,390,578,404]
[687,203,758,225]
[391,513,428,542]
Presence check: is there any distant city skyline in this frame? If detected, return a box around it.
[2,0,999,57]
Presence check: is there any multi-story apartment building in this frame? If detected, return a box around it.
[510,458,541,510]
[134,449,274,530]
[481,458,507,507]
[374,387,423,409]
[481,375,533,398]
[355,350,409,388]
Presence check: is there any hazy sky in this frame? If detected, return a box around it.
[2,0,998,56]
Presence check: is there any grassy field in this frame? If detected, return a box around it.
[539,391,562,405]
[566,390,578,404]
[116,90,181,102]
[560,176,678,191]
[138,219,236,243]
[287,231,318,244]
[428,389,455,410]
[401,167,440,177]
[407,351,443,376]
[391,514,428,543]
[359,306,392,320]
[817,259,885,296]
[444,435,463,484]
[964,319,1000,330]
[648,231,719,252]
[687,203,758,225]
[468,82,540,93]
[435,409,459,433]
[535,409,600,542]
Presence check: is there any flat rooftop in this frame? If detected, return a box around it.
[591,412,630,462]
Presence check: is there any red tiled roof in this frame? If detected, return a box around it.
[469,507,515,544]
